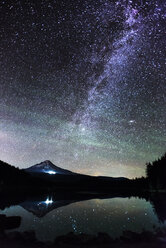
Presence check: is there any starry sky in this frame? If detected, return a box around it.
[0,0,165,178]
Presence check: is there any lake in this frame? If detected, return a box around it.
[1,195,166,242]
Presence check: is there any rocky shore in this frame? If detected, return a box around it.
[1,229,166,248]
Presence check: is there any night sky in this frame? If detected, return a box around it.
[0,0,165,178]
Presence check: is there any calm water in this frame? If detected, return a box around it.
[1,196,166,242]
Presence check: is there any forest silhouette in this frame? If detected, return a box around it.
[146,153,166,190]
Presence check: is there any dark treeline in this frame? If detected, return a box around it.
[0,160,30,189]
[146,153,166,190]
[0,160,49,193]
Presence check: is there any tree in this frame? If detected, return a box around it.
[146,153,166,189]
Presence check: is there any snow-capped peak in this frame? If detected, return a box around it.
[24,160,74,175]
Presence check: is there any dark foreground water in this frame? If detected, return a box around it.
[1,196,166,242]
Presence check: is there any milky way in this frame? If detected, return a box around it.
[0,0,165,178]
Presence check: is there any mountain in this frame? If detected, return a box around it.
[24,160,74,175]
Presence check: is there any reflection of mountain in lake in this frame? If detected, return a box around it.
[20,197,77,218]
[1,191,166,224]
[23,194,166,224]
[19,193,111,217]
[19,193,166,224]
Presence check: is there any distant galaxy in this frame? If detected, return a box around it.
[0,0,165,178]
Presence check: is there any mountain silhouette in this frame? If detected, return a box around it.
[0,159,147,195]
[24,160,74,175]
